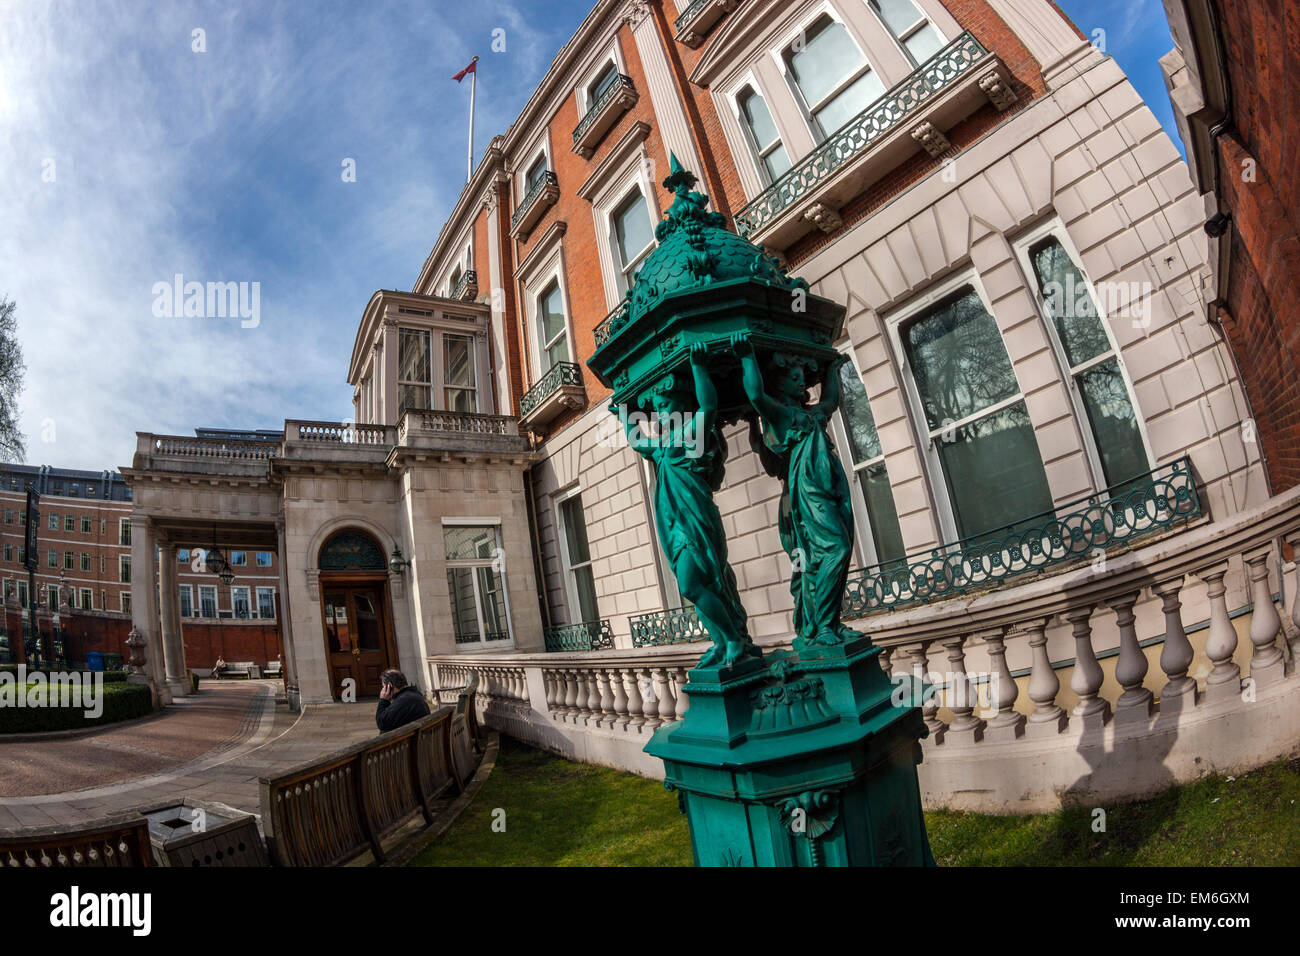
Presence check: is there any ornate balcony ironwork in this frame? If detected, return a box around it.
[630,605,707,647]
[543,620,615,652]
[593,302,629,352]
[572,74,637,158]
[511,170,559,236]
[734,31,991,240]
[451,270,479,301]
[841,457,1203,618]
[519,361,584,419]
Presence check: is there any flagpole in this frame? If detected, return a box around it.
[467,57,477,184]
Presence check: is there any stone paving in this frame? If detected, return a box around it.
[0,681,379,829]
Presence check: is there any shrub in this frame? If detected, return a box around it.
[0,679,152,734]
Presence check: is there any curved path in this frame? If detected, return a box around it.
[0,682,378,830]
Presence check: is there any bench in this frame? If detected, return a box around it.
[263,660,282,679]
[215,661,256,679]
[0,811,155,868]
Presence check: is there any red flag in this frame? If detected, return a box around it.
[452,56,478,83]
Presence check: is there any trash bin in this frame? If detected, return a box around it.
[86,652,104,671]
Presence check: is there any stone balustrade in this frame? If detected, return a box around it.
[428,483,1300,809]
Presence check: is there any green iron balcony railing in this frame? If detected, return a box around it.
[630,605,707,647]
[520,361,583,417]
[451,269,478,301]
[572,73,635,150]
[841,456,1203,618]
[673,0,710,32]
[511,170,559,232]
[543,620,615,652]
[455,628,511,645]
[734,31,991,239]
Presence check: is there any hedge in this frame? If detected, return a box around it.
[0,680,152,734]
[0,665,127,683]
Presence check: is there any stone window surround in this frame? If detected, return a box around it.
[724,70,794,192]
[881,266,1039,545]
[574,36,628,119]
[521,246,577,385]
[708,0,959,201]
[516,129,553,199]
[830,342,901,568]
[441,237,475,299]
[577,121,660,309]
[1010,215,1156,494]
[772,2,883,142]
[442,516,515,650]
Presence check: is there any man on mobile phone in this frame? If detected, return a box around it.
[375,669,431,733]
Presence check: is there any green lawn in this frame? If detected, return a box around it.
[409,739,1300,867]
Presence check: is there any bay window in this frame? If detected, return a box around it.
[443,334,477,413]
[398,328,432,412]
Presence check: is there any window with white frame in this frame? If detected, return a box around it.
[232,586,251,619]
[230,551,247,567]
[256,551,273,567]
[833,358,907,568]
[897,284,1053,542]
[443,334,477,412]
[80,587,92,610]
[199,586,217,618]
[444,524,511,646]
[256,586,276,619]
[737,85,792,184]
[178,585,193,618]
[585,59,620,113]
[557,493,599,625]
[536,281,571,373]
[119,555,131,583]
[1023,234,1150,489]
[611,187,655,294]
[398,328,433,412]
[782,12,884,140]
[18,581,28,607]
[119,518,131,545]
[120,592,131,614]
[866,0,946,66]
[525,152,549,193]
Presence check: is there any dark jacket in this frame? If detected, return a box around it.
[375,685,431,733]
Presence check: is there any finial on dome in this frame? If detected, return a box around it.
[663,153,698,196]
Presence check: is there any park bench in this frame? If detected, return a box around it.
[0,811,154,868]
[263,660,283,679]
[215,661,256,679]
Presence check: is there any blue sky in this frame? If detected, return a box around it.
[1,0,1180,470]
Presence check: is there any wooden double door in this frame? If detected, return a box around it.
[321,578,397,700]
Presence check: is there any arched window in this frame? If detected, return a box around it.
[319,530,387,572]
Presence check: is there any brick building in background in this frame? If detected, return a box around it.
[0,460,280,670]
[1161,0,1300,494]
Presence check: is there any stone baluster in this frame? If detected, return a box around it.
[1066,604,1109,726]
[1199,563,1241,703]
[543,670,557,713]
[1288,531,1300,662]
[1244,549,1286,687]
[653,667,676,725]
[638,668,661,729]
[608,668,629,730]
[594,670,614,726]
[623,669,646,732]
[584,670,602,724]
[672,668,690,721]
[563,669,579,720]
[1153,576,1198,706]
[982,627,1023,742]
[903,642,944,742]
[941,634,984,741]
[1023,617,1067,737]
[572,668,590,723]
[1109,591,1152,723]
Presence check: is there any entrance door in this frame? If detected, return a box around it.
[323,585,391,699]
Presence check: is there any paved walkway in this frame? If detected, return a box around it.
[0,682,378,829]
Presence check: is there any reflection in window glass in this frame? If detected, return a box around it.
[739,87,792,182]
[614,190,654,272]
[785,16,883,137]
[559,495,599,624]
[398,328,432,411]
[537,282,570,371]
[444,334,477,413]
[837,362,905,567]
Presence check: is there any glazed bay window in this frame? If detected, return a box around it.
[783,14,884,140]
[536,281,571,373]
[443,334,477,412]
[738,86,792,183]
[902,286,1053,541]
[445,524,511,646]
[398,327,432,412]
[868,0,946,65]
[1028,238,1150,489]
[558,494,599,626]
[612,188,655,294]
[835,360,906,567]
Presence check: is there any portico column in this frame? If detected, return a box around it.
[130,515,171,707]
[158,534,189,696]
[275,516,301,708]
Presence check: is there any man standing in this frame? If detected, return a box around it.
[375,669,430,733]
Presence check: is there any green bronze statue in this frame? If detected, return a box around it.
[732,332,861,648]
[616,343,758,668]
